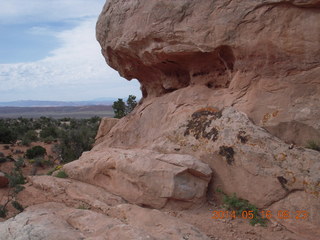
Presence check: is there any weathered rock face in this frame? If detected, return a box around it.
[63,148,212,209]
[97,0,320,145]
[95,0,320,239]
[2,1,318,239]
[0,201,210,240]
[95,117,119,145]
[91,103,320,238]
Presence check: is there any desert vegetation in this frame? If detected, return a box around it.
[0,116,101,218]
[0,158,25,217]
[112,95,137,118]
[216,188,268,226]
[306,140,320,152]
[0,116,100,163]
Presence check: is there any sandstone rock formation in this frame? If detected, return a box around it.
[97,0,320,146]
[95,117,119,145]
[63,148,212,209]
[0,174,305,240]
[0,201,210,240]
[0,1,319,239]
[94,0,320,239]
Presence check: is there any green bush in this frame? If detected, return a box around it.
[306,140,320,152]
[40,126,59,139]
[7,170,25,188]
[217,189,268,226]
[59,127,95,163]
[77,204,90,210]
[1,158,26,218]
[47,168,56,176]
[0,205,8,218]
[11,201,24,212]
[0,126,17,144]
[21,130,38,146]
[43,136,55,144]
[55,170,68,178]
[26,146,46,159]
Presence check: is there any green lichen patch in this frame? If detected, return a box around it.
[219,146,235,165]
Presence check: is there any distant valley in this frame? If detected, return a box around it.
[0,100,115,118]
[0,98,117,107]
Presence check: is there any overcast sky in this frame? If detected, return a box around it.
[0,0,141,102]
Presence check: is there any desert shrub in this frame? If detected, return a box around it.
[26,146,46,159]
[11,201,24,212]
[7,171,25,188]
[43,136,55,144]
[21,130,38,146]
[40,126,59,139]
[0,126,17,144]
[47,165,63,176]
[0,206,8,218]
[47,168,55,176]
[55,170,68,178]
[77,204,90,210]
[216,189,268,226]
[30,157,52,167]
[1,158,26,218]
[59,126,96,163]
[306,140,320,152]
[21,138,31,146]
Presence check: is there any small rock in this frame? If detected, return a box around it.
[0,175,9,188]
[272,223,283,232]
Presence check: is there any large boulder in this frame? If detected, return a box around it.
[63,148,212,209]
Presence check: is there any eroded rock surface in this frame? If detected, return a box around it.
[0,201,210,240]
[1,1,319,240]
[95,117,119,145]
[94,0,320,238]
[91,102,320,238]
[97,0,320,145]
[63,148,212,209]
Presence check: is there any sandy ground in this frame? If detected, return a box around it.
[0,142,59,176]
